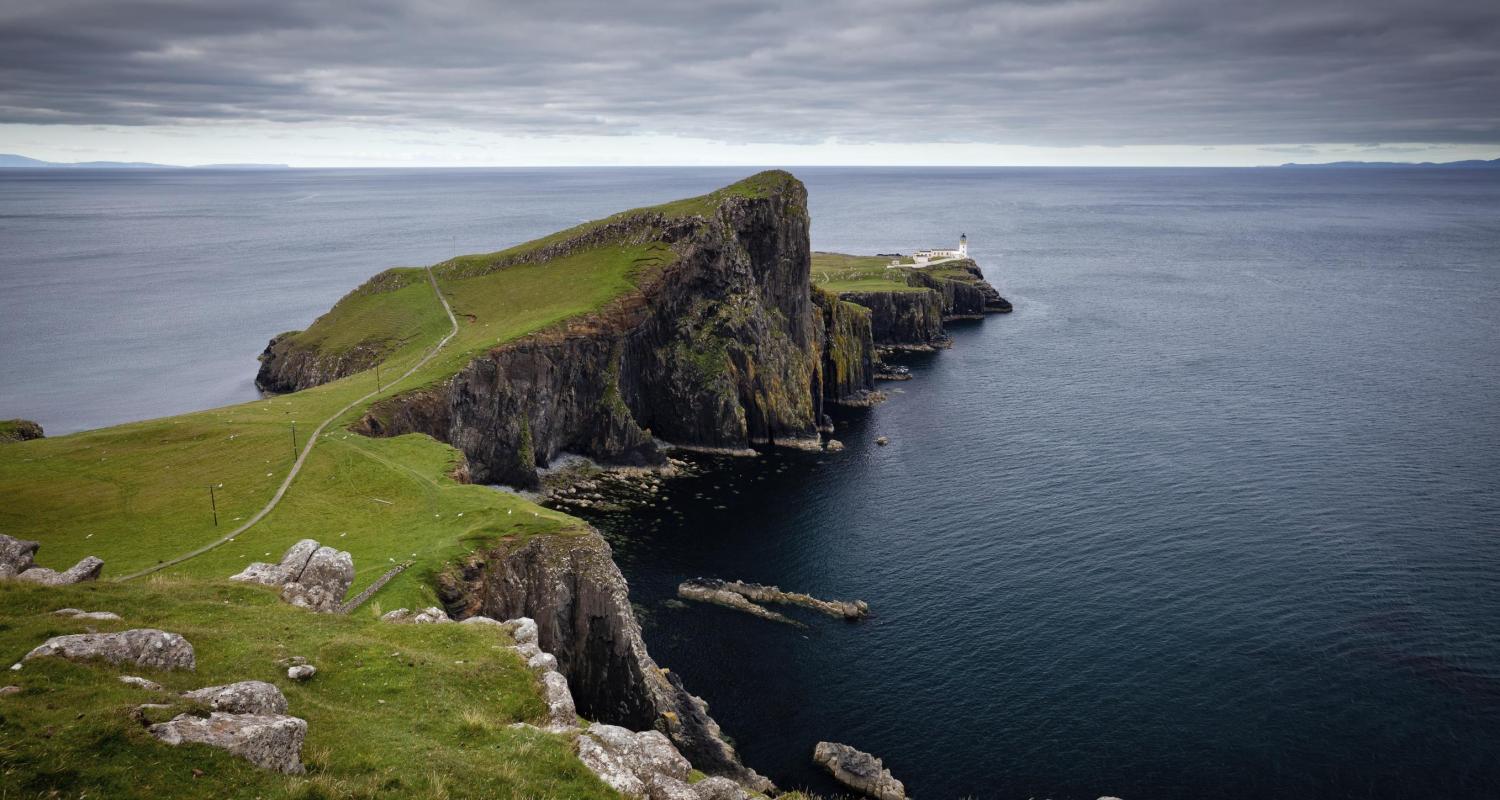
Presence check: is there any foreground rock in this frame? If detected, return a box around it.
[149,712,306,773]
[0,533,104,584]
[230,539,353,612]
[380,606,452,624]
[676,581,803,627]
[575,723,691,798]
[683,578,868,620]
[813,741,906,800]
[23,629,195,671]
[183,681,288,715]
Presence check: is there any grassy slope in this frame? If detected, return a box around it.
[0,172,804,798]
[0,579,614,800]
[810,252,929,294]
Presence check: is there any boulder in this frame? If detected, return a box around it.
[183,681,288,715]
[692,776,752,800]
[459,615,505,627]
[15,556,104,586]
[119,675,164,691]
[287,664,317,681]
[0,533,39,573]
[647,774,700,800]
[813,741,906,800]
[24,629,195,671]
[381,606,451,624]
[541,671,577,731]
[0,685,21,696]
[230,539,319,586]
[148,712,306,773]
[508,616,539,644]
[232,539,352,613]
[575,723,692,798]
[53,608,121,621]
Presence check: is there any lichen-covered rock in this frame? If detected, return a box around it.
[119,675,163,691]
[148,712,306,773]
[231,539,319,586]
[53,608,121,621]
[14,555,104,586]
[691,776,752,800]
[541,670,577,731]
[232,539,351,613]
[576,723,693,798]
[0,533,39,574]
[183,681,288,715]
[459,615,505,628]
[381,606,451,624]
[24,629,195,671]
[287,664,317,681]
[813,741,906,800]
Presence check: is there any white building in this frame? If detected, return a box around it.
[893,234,968,267]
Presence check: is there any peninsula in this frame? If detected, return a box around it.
[0,171,1009,799]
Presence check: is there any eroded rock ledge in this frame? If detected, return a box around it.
[437,528,772,792]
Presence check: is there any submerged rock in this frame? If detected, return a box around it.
[813,741,906,800]
[676,580,803,627]
[184,681,289,715]
[149,712,306,773]
[687,578,868,620]
[23,629,195,671]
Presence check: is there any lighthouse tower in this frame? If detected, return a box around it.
[958,233,968,257]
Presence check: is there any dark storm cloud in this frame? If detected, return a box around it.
[2,0,1498,145]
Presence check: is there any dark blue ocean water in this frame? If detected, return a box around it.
[3,167,1499,798]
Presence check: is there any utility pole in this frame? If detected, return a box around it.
[376,362,382,392]
[290,421,298,459]
[207,484,218,527]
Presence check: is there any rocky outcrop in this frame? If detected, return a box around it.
[183,681,289,715]
[354,173,822,488]
[575,723,691,799]
[23,629,195,671]
[0,533,103,584]
[813,741,907,800]
[230,539,353,613]
[149,712,307,774]
[438,529,771,792]
[53,608,121,621]
[0,419,44,443]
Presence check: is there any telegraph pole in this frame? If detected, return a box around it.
[290,421,298,459]
[207,484,218,527]
[376,362,382,392]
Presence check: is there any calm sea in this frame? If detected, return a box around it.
[3,167,1499,798]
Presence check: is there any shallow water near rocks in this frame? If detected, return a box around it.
[4,167,1499,798]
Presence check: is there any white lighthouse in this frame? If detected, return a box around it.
[958,233,968,257]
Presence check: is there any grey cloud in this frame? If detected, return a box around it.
[1,0,1497,145]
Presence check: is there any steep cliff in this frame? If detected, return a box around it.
[826,258,1011,348]
[813,288,877,405]
[838,288,947,349]
[356,172,825,488]
[437,529,773,791]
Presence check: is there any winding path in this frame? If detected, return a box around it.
[117,267,459,581]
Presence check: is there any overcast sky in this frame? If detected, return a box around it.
[2,0,1498,166]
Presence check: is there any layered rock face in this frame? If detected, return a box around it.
[438,530,771,791]
[255,332,382,394]
[837,259,1011,348]
[813,290,877,406]
[356,175,824,488]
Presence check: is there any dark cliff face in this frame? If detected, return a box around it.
[438,530,772,791]
[837,259,1011,348]
[813,289,876,404]
[357,176,824,488]
[839,288,947,348]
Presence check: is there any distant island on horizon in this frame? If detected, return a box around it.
[1276,157,1500,169]
[0,153,288,170]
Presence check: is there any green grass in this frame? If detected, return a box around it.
[0,171,801,796]
[0,579,616,799]
[810,252,930,294]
